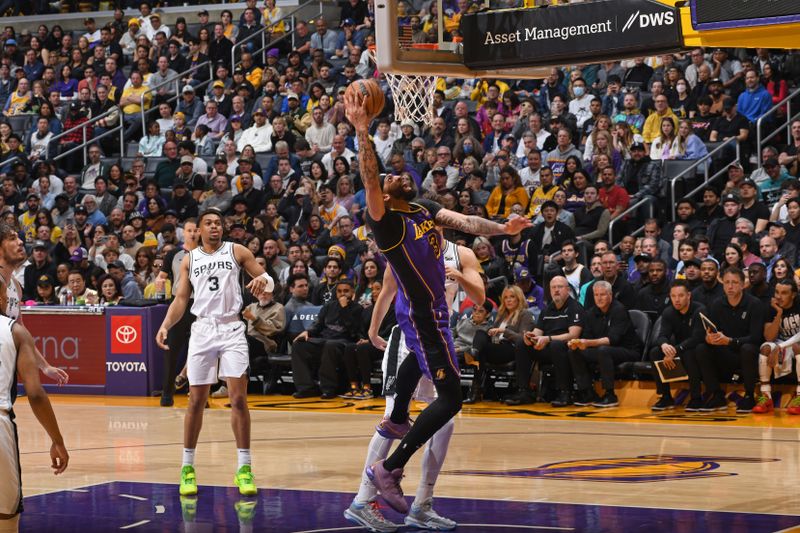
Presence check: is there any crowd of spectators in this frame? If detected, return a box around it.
[2,0,800,408]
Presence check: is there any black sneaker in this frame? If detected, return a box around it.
[550,391,573,407]
[651,395,675,412]
[684,397,704,412]
[736,395,756,413]
[292,388,320,399]
[160,394,174,407]
[320,391,338,400]
[699,393,728,412]
[592,392,619,408]
[504,390,535,406]
[574,389,600,407]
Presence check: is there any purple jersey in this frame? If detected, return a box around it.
[367,199,459,378]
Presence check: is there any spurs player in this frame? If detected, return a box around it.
[0,284,69,533]
[156,209,274,497]
[345,238,484,532]
[757,279,800,414]
[0,224,68,385]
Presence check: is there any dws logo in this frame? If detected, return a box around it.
[621,10,675,32]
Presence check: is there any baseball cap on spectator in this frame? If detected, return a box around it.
[143,232,158,248]
[173,112,185,120]
[400,119,414,129]
[432,167,447,175]
[180,155,194,165]
[32,240,47,250]
[729,161,743,170]
[150,13,160,20]
[764,157,780,168]
[708,78,723,86]
[286,92,299,100]
[164,209,178,218]
[740,178,757,189]
[26,192,39,200]
[337,86,347,95]
[108,260,126,271]
[230,223,246,231]
[513,264,531,281]
[214,155,227,164]
[634,253,652,263]
[128,18,140,27]
[267,48,280,58]
[5,39,16,46]
[198,9,209,16]
[70,247,88,262]
[74,205,88,215]
[252,108,265,116]
[230,114,242,122]
[328,244,346,260]
[342,18,355,26]
[212,80,225,89]
[238,156,254,164]
[182,85,195,94]
[722,192,740,204]
[38,274,54,287]
[129,211,144,221]
[631,141,646,151]
[233,67,245,75]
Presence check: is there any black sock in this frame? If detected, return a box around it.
[384,367,462,471]
[389,355,423,424]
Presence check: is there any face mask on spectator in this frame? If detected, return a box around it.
[464,144,473,154]
[677,83,687,94]
[573,86,585,97]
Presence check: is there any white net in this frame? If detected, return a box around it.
[368,48,438,128]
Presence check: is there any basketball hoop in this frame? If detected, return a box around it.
[368,45,438,128]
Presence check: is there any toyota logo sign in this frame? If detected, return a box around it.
[115,325,138,345]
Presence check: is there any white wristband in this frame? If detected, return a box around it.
[260,272,275,293]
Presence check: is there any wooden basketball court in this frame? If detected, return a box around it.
[12,389,800,532]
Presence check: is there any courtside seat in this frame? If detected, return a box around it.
[617,310,652,380]
[267,304,322,367]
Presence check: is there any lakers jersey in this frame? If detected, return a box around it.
[189,241,242,320]
[0,315,16,410]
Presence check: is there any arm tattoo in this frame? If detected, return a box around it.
[357,131,380,189]
[435,209,505,236]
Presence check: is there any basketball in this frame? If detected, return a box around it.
[346,79,385,120]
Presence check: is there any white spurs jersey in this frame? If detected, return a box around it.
[189,241,243,320]
[442,240,462,314]
[0,315,16,410]
[0,274,20,320]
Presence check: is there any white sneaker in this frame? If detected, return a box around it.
[211,386,228,398]
[343,500,400,532]
[404,499,457,530]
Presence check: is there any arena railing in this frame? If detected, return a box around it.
[230,0,324,72]
[608,197,650,249]
[668,136,740,221]
[756,85,800,169]
[48,106,125,168]
[138,61,215,138]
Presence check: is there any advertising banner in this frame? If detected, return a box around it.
[690,0,800,30]
[461,0,682,70]
[25,313,106,387]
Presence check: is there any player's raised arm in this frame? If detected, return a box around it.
[368,266,398,350]
[454,245,485,307]
[434,209,532,237]
[156,255,192,349]
[14,322,68,475]
[234,244,275,298]
[344,90,385,221]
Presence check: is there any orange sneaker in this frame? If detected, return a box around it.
[751,394,774,414]
[787,395,800,415]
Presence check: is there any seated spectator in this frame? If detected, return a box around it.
[243,288,286,362]
[66,268,98,305]
[98,274,124,306]
[486,168,529,220]
[291,279,361,398]
[466,285,533,404]
[695,267,763,413]
[508,276,583,406]
[35,274,58,305]
[567,280,642,407]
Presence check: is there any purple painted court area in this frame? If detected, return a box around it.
[20,481,800,532]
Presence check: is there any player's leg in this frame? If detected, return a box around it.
[218,323,257,496]
[755,342,777,413]
[346,327,404,532]
[405,416,456,531]
[162,307,194,406]
[789,346,800,414]
[180,322,218,495]
[0,413,22,533]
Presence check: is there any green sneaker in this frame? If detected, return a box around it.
[234,465,258,496]
[180,465,198,496]
[788,395,800,415]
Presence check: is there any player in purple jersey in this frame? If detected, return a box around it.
[344,92,531,515]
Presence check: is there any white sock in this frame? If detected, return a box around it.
[182,448,195,467]
[761,384,772,395]
[414,418,455,507]
[758,355,771,390]
[355,431,393,504]
[237,449,252,469]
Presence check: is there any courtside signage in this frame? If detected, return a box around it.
[461,0,681,69]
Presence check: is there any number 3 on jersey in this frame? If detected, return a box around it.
[209,276,219,291]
